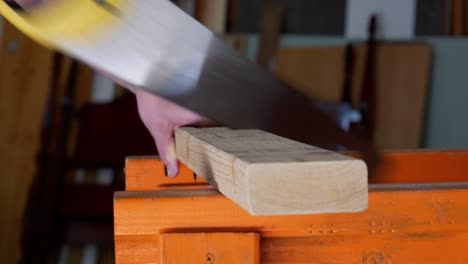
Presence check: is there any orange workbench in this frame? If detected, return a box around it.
[114,150,468,263]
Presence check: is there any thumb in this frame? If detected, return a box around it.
[134,89,180,177]
[153,133,179,177]
[143,120,180,177]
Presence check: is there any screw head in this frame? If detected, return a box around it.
[205,253,215,264]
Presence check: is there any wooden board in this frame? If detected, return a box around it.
[0,21,54,263]
[125,156,206,191]
[196,0,228,34]
[125,150,468,191]
[159,233,259,264]
[275,43,431,150]
[175,127,368,216]
[451,0,467,36]
[274,47,345,101]
[114,184,468,264]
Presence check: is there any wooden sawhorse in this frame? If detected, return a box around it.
[114,150,468,263]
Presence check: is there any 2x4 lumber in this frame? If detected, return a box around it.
[175,127,368,216]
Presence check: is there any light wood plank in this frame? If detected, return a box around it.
[174,127,368,216]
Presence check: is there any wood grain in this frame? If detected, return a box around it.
[116,233,468,264]
[159,233,259,264]
[174,127,368,216]
[0,21,54,263]
[353,43,432,150]
[115,235,159,264]
[275,47,345,101]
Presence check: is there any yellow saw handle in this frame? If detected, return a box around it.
[0,0,128,49]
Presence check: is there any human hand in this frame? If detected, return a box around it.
[132,88,215,177]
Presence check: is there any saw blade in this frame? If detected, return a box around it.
[0,0,378,170]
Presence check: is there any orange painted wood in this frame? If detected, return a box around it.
[159,233,259,264]
[115,235,159,264]
[260,234,468,264]
[126,150,468,190]
[125,157,206,191]
[115,187,468,237]
[369,150,468,184]
[114,185,468,263]
[116,233,468,264]
[118,151,468,263]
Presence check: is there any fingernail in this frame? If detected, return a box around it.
[166,163,179,177]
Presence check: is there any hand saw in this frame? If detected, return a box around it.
[0,0,379,173]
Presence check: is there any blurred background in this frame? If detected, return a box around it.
[1,0,467,263]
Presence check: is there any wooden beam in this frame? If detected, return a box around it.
[0,21,54,263]
[159,233,259,264]
[125,150,468,190]
[125,157,207,191]
[174,127,368,216]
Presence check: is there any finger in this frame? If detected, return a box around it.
[134,91,180,177]
[153,130,179,178]
[140,116,180,177]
